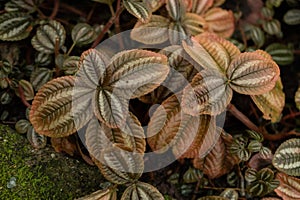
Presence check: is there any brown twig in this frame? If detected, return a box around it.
[54,37,60,77]
[281,111,300,121]
[49,0,60,19]
[91,5,124,48]
[58,2,87,18]
[18,85,31,108]
[86,2,96,22]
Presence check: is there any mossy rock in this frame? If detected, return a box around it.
[0,124,106,200]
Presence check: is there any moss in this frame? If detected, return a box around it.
[0,124,105,199]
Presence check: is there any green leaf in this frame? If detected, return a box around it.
[98,145,144,184]
[131,15,170,44]
[29,76,94,137]
[121,181,164,200]
[251,78,285,122]
[15,119,31,134]
[123,0,151,23]
[220,189,238,200]
[181,70,232,115]
[262,19,282,37]
[250,26,265,48]
[31,20,66,54]
[35,52,52,66]
[16,79,34,101]
[227,50,280,95]
[27,126,47,149]
[284,9,300,25]
[62,56,80,75]
[71,23,96,46]
[248,140,262,152]
[0,12,32,41]
[30,68,53,91]
[5,0,43,13]
[183,167,203,183]
[166,0,186,21]
[273,138,300,176]
[265,43,294,66]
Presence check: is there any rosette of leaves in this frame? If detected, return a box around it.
[130,0,234,45]
[181,32,280,116]
[272,138,300,176]
[229,130,272,161]
[245,168,279,197]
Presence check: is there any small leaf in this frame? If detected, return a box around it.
[190,0,213,15]
[262,19,282,37]
[193,130,239,179]
[5,0,42,13]
[275,172,300,200]
[248,140,263,152]
[121,181,164,200]
[182,13,206,36]
[27,126,47,149]
[75,187,117,200]
[295,86,300,110]
[227,50,280,95]
[284,9,300,25]
[31,20,66,54]
[250,26,265,48]
[272,138,300,176]
[35,52,52,66]
[251,78,285,122]
[181,70,232,115]
[220,188,238,200]
[15,79,34,101]
[130,15,170,44]
[98,145,144,184]
[0,92,12,104]
[62,56,80,75]
[246,130,264,142]
[265,43,294,66]
[29,76,94,137]
[183,167,203,183]
[245,168,258,183]
[0,12,32,41]
[71,23,96,46]
[15,119,31,134]
[123,0,151,23]
[30,68,53,91]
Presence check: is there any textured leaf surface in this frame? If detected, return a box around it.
[5,0,43,13]
[31,20,66,54]
[284,9,300,25]
[0,12,32,41]
[30,68,53,91]
[190,0,213,15]
[273,138,300,176]
[98,145,144,184]
[62,56,80,75]
[166,0,186,21]
[181,70,232,115]
[16,79,34,101]
[30,76,93,137]
[265,43,294,66]
[295,86,300,110]
[71,23,96,46]
[123,0,151,23]
[251,78,285,122]
[198,196,228,200]
[275,172,300,200]
[182,13,206,36]
[27,126,47,149]
[75,188,117,200]
[130,15,170,44]
[121,182,164,200]
[227,51,280,95]
[182,32,240,74]
[193,130,239,179]
[262,19,282,37]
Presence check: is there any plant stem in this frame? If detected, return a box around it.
[59,2,87,18]
[86,2,96,22]
[18,85,31,108]
[108,3,115,16]
[91,5,124,48]
[54,37,60,77]
[67,42,76,56]
[49,0,60,19]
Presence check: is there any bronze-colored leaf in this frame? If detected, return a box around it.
[130,15,170,44]
[193,129,239,179]
[251,78,285,122]
[168,21,188,45]
[166,0,186,21]
[227,50,280,95]
[275,172,300,200]
[30,76,94,137]
[121,181,164,200]
[76,188,117,200]
[123,0,151,23]
[190,0,213,15]
[98,145,144,184]
[182,13,206,36]
[204,7,235,38]
[181,70,232,116]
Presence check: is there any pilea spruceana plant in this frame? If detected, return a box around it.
[1,0,300,199]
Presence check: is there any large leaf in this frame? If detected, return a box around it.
[181,70,233,116]
[98,145,144,184]
[130,15,170,44]
[31,20,66,54]
[5,0,42,13]
[251,78,285,122]
[123,0,151,23]
[147,94,219,158]
[29,76,94,137]
[0,12,32,41]
[273,138,300,176]
[121,181,164,200]
[193,129,239,179]
[275,172,300,200]
[182,32,240,74]
[295,86,300,110]
[227,50,280,95]
[204,7,235,38]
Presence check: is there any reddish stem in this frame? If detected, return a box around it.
[49,0,60,19]
[91,6,124,48]
[18,85,31,108]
